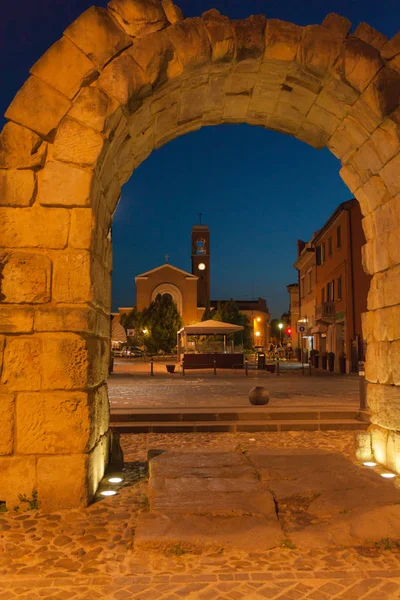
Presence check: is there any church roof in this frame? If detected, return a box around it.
[135,263,198,280]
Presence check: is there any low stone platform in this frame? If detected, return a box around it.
[135,448,400,552]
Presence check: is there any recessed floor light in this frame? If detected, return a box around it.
[108,477,123,483]
[100,490,117,496]
[381,473,396,479]
[363,462,377,467]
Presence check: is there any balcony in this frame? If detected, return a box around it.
[315,302,335,322]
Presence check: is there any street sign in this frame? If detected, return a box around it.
[127,329,135,337]
[297,323,306,334]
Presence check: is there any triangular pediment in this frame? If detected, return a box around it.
[135,263,198,280]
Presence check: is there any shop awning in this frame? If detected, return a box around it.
[178,319,244,336]
[310,323,328,334]
[111,320,127,343]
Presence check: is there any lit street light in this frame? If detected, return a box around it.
[278,322,283,344]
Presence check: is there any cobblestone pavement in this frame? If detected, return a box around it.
[3,432,400,598]
[109,360,360,409]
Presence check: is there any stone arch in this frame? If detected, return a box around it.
[0,0,399,509]
[151,283,183,314]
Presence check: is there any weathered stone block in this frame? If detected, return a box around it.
[168,18,211,69]
[360,67,400,123]
[53,118,105,168]
[91,385,110,444]
[351,139,384,177]
[307,104,340,136]
[68,87,118,133]
[322,13,351,38]
[1,336,42,391]
[34,306,97,334]
[16,391,91,454]
[41,333,90,390]
[353,23,387,51]
[328,116,369,161]
[5,76,71,140]
[356,175,391,214]
[371,114,400,167]
[0,308,34,334]
[316,75,359,120]
[383,264,400,307]
[368,384,400,431]
[355,430,372,461]
[296,122,330,149]
[69,208,94,249]
[0,456,37,508]
[381,31,400,60]
[0,394,14,455]
[0,169,36,208]
[129,29,182,87]
[179,85,207,123]
[98,53,150,108]
[64,6,132,69]
[0,206,70,249]
[0,335,5,378]
[52,250,92,303]
[391,341,400,386]
[202,9,235,63]
[339,164,362,194]
[264,19,302,61]
[380,153,400,197]
[0,122,46,169]
[38,161,93,208]
[233,14,266,62]
[108,0,168,37]
[162,0,183,23]
[87,434,109,498]
[30,36,98,100]
[388,225,400,268]
[367,273,385,310]
[336,38,383,93]
[0,252,51,304]
[297,25,342,77]
[370,423,388,464]
[37,454,89,510]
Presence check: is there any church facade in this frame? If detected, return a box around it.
[114,223,270,346]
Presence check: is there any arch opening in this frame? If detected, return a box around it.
[0,0,399,509]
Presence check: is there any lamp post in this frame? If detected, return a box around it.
[278,323,283,344]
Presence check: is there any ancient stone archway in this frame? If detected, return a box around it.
[0,0,399,510]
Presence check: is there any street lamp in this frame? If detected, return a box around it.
[278,323,283,344]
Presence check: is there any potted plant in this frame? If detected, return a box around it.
[166,364,176,374]
[321,353,328,370]
[310,349,319,368]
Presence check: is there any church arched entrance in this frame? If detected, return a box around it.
[1,0,399,509]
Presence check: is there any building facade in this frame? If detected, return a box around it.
[293,199,370,373]
[286,283,300,350]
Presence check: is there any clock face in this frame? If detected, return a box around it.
[196,238,206,255]
[198,262,206,271]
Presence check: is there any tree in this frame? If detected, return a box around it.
[212,300,251,348]
[202,303,213,321]
[120,306,145,348]
[141,294,183,354]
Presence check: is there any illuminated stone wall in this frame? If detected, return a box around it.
[0,0,399,508]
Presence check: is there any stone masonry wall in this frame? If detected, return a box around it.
[0,0,399,508]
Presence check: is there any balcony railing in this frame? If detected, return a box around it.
[315,302,335,322]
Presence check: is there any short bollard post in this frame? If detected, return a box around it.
[359,360,366,410]
[150,357,154,376]
[276,358,280,376]
[182,362,185,376]
[213,359,217,376]
[245,358,248,376]
[308,359,312,376]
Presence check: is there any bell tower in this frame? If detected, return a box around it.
[191,221,210,308]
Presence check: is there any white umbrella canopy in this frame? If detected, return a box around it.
[111,320,127,343]
[178,319,244,336]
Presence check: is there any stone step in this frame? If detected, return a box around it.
[111,407,365,423]
[110,418,369,433]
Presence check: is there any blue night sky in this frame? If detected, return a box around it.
[1,1,398,318]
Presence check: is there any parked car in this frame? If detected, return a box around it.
[126,347,145,357]
[113,349,124,357]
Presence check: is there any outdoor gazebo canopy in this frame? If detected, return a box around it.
[178,319,244,336]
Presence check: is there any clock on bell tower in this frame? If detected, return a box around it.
[191,223,210,308]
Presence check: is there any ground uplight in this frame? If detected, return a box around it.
[101,490,117,496]
[363,461,377,467]
[381,473,396,479]
[108,477,124,483]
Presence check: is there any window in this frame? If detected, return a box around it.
[337,275,342,300]
[327,280,335,302]
[328,236,332,257]
[337,225,341,249]
[321,286,325,303]
[300,276,305,298]
[321,242,325,264]
[308,271,312,293]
